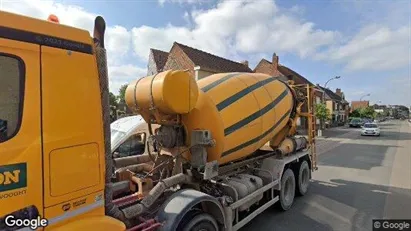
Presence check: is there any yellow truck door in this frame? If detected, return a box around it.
[0,38,43,222]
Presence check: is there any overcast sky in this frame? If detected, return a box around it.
[1,0,410,106]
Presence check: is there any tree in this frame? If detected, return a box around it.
[359,106,375,118]
[109,92,118,108]
[350,109,361,118]
[384,110,390,117]
[315,103,331,129]
[109,92,119,123]
[118,84,128,104]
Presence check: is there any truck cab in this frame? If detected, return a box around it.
[0,10,125,230]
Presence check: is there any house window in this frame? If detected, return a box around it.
[0,55,24,143]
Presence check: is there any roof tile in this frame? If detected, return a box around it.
[318,86,344,102]
[151,48,169,72]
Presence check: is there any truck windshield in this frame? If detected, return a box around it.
[111,129,126,146]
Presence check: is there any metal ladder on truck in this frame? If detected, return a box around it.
[306,84,319,170]
[289,83,319,171]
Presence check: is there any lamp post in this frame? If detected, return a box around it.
[360,93,370,101]
[322,76,341,102]
[318,76,341,136]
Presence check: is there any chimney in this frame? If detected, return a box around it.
[335,88,342,97]
[272,52,279,71]
[241,60,249,67]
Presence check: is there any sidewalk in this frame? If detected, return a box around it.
[317,126,353,139]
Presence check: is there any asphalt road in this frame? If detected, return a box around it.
[242,120,411,231]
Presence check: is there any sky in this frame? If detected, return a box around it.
[1,0,410,106]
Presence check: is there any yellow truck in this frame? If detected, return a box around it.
[0,11,318,231]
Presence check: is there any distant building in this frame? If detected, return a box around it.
[372,104,388,116]
[389,105,410,119]
[317,86,349,126]
[351,101,370,111]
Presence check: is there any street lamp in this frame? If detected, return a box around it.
[360,93,370,101]
[319,75,341,137]
[324,76,341,88]
[323,76,341,102]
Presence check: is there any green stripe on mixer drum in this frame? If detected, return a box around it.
[222,109,292,157]
[201,73,242,93]
[224,89,289,136]
[216,77,277,111]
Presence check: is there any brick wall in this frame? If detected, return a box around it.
[351,101,369,111]
[147,50,158,75]
[254,59,283,77]
[163,45,195,77]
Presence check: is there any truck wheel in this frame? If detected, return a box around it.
[277,168,295,211]
[296,160,310,196]
[180,210,219,231]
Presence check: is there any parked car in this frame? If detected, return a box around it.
[349,118,363,128]
[110,115,160,158]
[361,123,380,136]
[362,118,373,124]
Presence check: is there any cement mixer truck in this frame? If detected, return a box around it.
[0,11,318,231]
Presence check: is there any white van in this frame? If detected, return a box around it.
[110,115,158,158]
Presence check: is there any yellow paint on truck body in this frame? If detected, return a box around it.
[125,69,199,120]
[0,10,125,230]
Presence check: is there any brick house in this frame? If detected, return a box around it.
[351,101,370,112]
[147,48,169,75]
[254,53,324,132]
[253,54,285,81]
[318,86,349,126]
[335,88,350,122]
[148,42,253,79]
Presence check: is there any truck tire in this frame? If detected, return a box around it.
[180,209,219,231]
[296,160,310,196]
[277,168,295,211]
